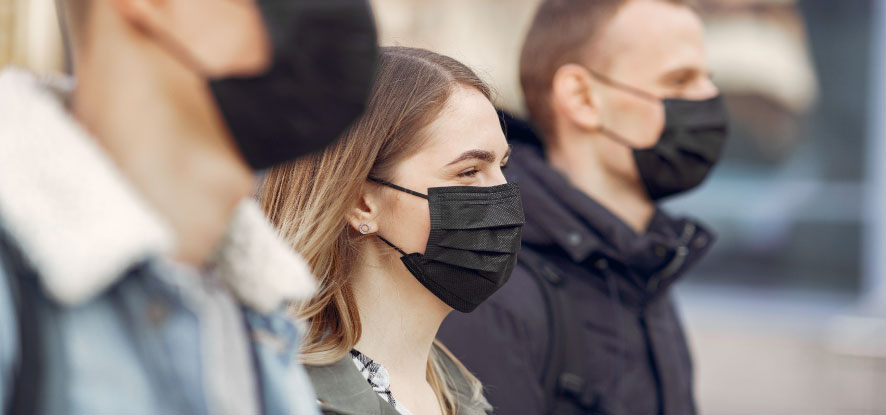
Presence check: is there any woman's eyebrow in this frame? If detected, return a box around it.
[446,149,496,166]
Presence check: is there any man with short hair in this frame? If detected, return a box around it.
[439,1,728,414]
[0,0,376,413]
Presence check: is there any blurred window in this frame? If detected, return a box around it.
[668,1,874,295]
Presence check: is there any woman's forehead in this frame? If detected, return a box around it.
[418,87,507,160]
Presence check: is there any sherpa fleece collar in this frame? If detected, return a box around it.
[0,67,314,312]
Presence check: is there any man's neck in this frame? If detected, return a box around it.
[71,14,253,265]
[546,132,656,233]
[352,244,450,411]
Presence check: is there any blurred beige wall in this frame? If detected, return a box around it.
[0,0,64,74]
[371,0,816,120]
[5,0,539,107]
[371,0,540,115]
[2,0,814,118]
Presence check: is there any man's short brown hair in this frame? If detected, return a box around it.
[519,0,695,140]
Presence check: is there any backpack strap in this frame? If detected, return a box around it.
[518,247,600,414]
[1,230,43,415]
[517,247,566,408]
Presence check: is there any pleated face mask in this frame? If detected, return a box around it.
[369,178,525,312]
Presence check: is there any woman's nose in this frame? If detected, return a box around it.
[489,167,508,186]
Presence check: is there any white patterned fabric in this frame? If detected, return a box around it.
[350,350,414,415]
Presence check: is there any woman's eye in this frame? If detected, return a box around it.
[501,162,509,170]
[457,169,480,178]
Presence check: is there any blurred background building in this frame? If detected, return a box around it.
[3,0,886,413]
[0,0,62,75]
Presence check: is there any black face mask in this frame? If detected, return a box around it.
[210,0,379,170]
[368,178,525,313]
[591,71,729,201]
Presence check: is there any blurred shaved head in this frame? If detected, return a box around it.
[519,0,698,139]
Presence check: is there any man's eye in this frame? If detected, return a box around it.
[458,169,480,178]
[669,76,692,87]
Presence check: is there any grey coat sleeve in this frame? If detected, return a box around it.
[437,266,549,415]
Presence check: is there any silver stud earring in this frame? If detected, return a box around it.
[359,223,371,234]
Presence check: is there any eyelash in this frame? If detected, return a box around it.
[457,162,509,178]
[669,76,691,87]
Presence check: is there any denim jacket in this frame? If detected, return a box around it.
[0,67,320,414]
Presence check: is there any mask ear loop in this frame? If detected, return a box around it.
[376,235,408,257]
[585,68,664,150]
[368,177,429,199]
[597,126,639,149]
[366,177,428,256]
[368,177,428,256]
[586,68,661,102]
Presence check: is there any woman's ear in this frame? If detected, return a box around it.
[347,184,379,235]
[551,63,602,132]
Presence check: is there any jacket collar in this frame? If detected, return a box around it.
[505,140,714,277]
[0,67,314,312]
[306,356,394,415]
[306,352,490,415]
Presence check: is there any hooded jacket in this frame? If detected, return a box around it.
[438,116,714,415]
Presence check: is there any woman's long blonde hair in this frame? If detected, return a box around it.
[259,46,489,414]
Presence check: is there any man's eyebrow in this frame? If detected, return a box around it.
[446,149,496,166]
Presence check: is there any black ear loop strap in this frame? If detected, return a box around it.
[366,177,426,256]
[375,234,408,257]
[586,68,660,102]
[583,69,660,149]
[368,177,429,199]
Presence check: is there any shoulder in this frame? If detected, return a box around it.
[477,262,548,332]
[304,356,364,400]
[434,345,493,415]
[493,262,546,308]
[438,262,549,355]
[305,355,391,415]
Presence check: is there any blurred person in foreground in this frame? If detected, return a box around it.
[0,0,377,413]
[439,0,728,414]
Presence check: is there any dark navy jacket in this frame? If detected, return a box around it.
[439,122,714,415]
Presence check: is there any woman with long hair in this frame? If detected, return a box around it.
[259,46,524,415]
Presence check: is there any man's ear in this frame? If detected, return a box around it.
[109,0,167,34]
[109,0,269,77]
[551,63,602,132]
[347,185,380,235]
